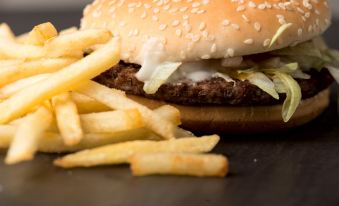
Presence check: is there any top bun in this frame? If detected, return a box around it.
[81,0,331,64]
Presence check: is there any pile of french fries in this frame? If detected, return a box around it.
[0,22,228,177]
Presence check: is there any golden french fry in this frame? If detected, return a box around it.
[0,126,157,153]
[77,81,176,140]
[0,23,15,40]
[5,106,53,164]
[26,22,58,46]
[175,128,195,138]
[44,29,112,58]
[0,38,120,124]
[8,105,178,134]
[0,74,49,99]
[0,39,44,59]
[16,33,29,44]
[80,109,144,133]
[53,135,220,168]
[52,92,83,146]
[71,92,110,113]
[0,125,16,147]
[59,27,78,35]
[0,58,76,87]
[129,153,228,177]
[153,105,181,126]
[0,29,112,59]
[0,60,23,67]
[71,92,183,127]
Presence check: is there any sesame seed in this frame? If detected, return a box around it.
[244,39,254,45]
[199,22,206,30]
[254,22,261,31]
[192,35,201,42]
[298,28,303,37]
[258,4,266,9]
[201,54,211,59]
[152,15,159,21]
[171,20,179,27]
[153,8,160,13]
[211,43,217,53]
[242,15,250,23]
[227,48,235,57]
[222,19,230,26]
[248,1,256,8]
[237,5,246,12]
[176,29,182,37]
[159,24,167,31]
[263,39,271,47]
[192,2,201,7]
[231,24,240,30]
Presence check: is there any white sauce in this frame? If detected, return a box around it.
[135,38,166,82]
[136,38,246,85]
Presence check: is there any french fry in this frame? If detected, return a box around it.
[0,126,157,153]
[80,109,144,133]
[0,39,44,59]
[0,125,16,147]
[5,106,53,164]
[59,27,78,35]
[0,38,120,124]
[129,153,228,177]
[71,92,182,127]
[26,22,58,46]
[0,23,15,40]
[0,29,112,59]
[0,74,49,99]
[0,58,76,87]
[77,81,176,140]
[153,105,181,126]
[52,92,83,146]
[16,32,29,44]
[0,60,23,67]
[53,135,220,168]
[71,92,110,113]
[175,128,195,138]
[8,105,179,134]
[44,29,112,58]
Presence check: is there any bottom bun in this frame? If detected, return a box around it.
[128,88,331,134]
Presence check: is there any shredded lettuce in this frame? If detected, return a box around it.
[272,72,302,122]
[213,72,235,83]
[269,23,293,48]
[143,62,182,94]
[270,37,334,71]
[238,71,279,100]
[262,62,310,79]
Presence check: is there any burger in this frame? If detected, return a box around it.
[81,0,339,133]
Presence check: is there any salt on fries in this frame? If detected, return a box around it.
[0,22,228,177]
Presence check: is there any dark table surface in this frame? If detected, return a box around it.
[0,10,338,206]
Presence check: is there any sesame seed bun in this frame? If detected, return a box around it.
[128,89,331,134]
[81,0,331,63]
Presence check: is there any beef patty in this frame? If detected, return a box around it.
[94,61,334,106]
